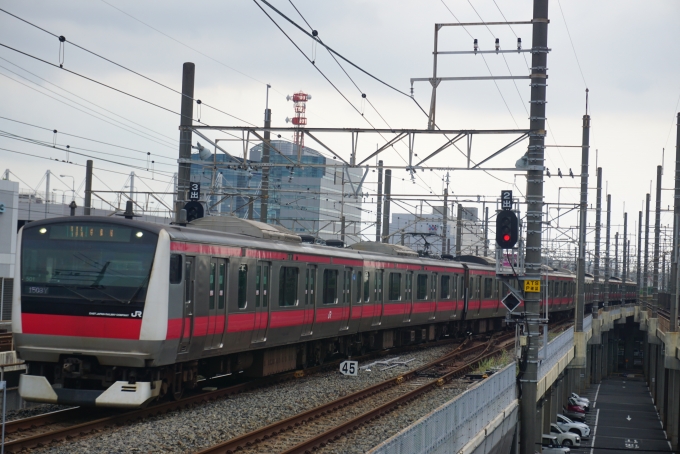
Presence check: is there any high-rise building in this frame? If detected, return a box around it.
[190,140,363,243]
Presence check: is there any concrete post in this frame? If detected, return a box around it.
[594,167,603,307]
[605,195,611,310]
[376,160,383,242]
[175,62,195,222]
[645,193,651,307]
[381,169,392,243]
[543,387,552,434]
[443,188,448,255]
[519,2,550,453]
[673,112,680,329]
[259,107,271,223]
[653,165,662,317]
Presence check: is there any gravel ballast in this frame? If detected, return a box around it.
[31,342,470,453]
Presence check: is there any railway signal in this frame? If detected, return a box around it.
[496,210,518,249]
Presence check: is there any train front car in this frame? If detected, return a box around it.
[14,217,171,408]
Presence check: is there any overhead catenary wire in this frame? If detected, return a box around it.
[0,115,176,162]
[0,7,257,127]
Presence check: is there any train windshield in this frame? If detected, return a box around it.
[21,223,158,305]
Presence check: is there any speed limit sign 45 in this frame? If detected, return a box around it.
[340,361,358,376]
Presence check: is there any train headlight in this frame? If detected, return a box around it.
[135,231,143,238]
[39,228,47,234]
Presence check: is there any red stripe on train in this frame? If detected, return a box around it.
[171,242,241,256]
[22,313,142,339]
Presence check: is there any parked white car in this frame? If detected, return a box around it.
[571,393,590,405]
[541,435,570,454]
[550,423,581,447]
[557,414,591,439]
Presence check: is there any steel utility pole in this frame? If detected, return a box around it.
[376,160,383,242]
[381,169,392,243]
[594,168,603,306]
[260,85,271,224]
[84,160,93,215]
[653,165,662,317]
[605,194,611,310]
[672,112,680,331]
[519,0,549,452]
[175,62,195,221]
[576,111,590,332]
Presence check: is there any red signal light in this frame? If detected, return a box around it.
[503,234,511,242]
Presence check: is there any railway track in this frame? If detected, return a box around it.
[195,333,515,454]
[0,336,462,452]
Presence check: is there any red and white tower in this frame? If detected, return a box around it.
[286,91,311,152]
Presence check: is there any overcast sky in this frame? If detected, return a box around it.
[1,1,679,251]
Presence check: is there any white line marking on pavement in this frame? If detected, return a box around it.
[589,409,600,454]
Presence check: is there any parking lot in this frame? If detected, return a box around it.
[565,375,671,454]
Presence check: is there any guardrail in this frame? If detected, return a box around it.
[369,362,516,454]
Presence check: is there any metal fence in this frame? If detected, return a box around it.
[369,362,516,454]
[538,326,574,380]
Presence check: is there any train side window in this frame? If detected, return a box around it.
[363,272,370,302]
[343,270,351,304]
[262,265,270,308]
[563,282,568,297]
[389,273,401,301]
[440,275,450,299]
[323,269,338,305]
[483,278,492,299]
[169,254,182,284]
[238,264,248,309]
[417,274,428,300]
[452,275,458,299]
[469,277,475,298]
[279,267,299,307]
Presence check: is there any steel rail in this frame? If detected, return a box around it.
[195,334,512,454]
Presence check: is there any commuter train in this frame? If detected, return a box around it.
[13,215,636,408]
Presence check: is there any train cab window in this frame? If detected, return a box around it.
[483,278,493,299]
[279,267,299,307]
[441,275,450,299]
[238,264,248,309]
[218,262,227,310]
[363,272,370,302]
[170,254,182,284]
[389,273,401,301]
[416,274,428,300]
[323,269,338,305]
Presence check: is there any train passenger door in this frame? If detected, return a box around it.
[372,270,384,326]
[251,262,270,343]
[340,269,352,331]
[301,265,316,336]
[403,272,413,323]
[178,256,195,354]
[205,258,227,350]
[428,273,437,320]
[462,265,470,320]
